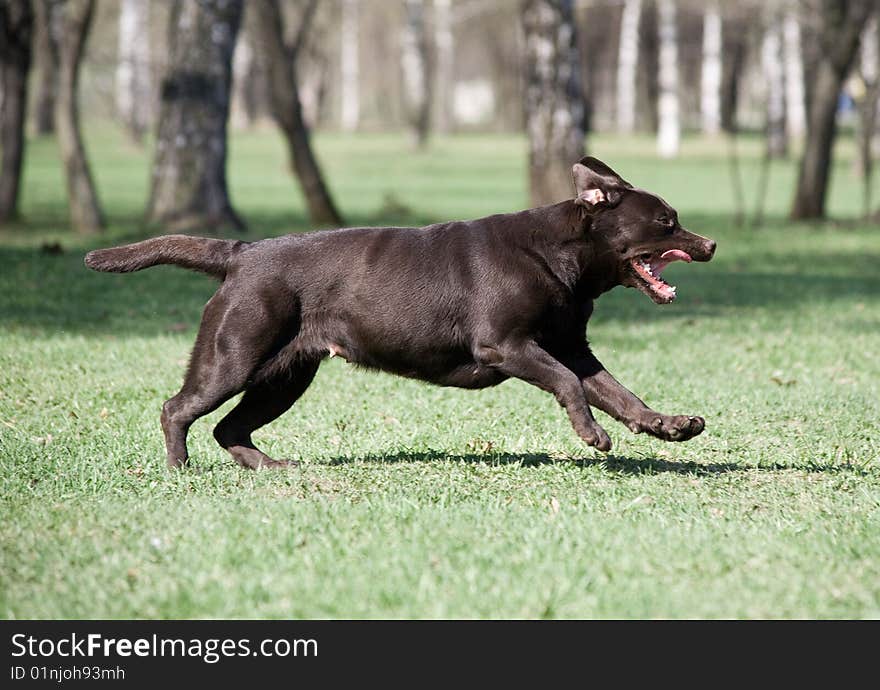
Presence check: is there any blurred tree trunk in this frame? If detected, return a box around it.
[298,11,330,130]
[637,0,658,132]
[656,0,679,157]
[791,0,872,220]
[762,14,788,158]
[116,0,150,144]
[486,9,525,132]
[857,15,879,219]
[147,0,244,232]
[700,2,721,135]
[616,0,641,133]
[56,0,104,233]
[252,0,343,226]
[783,6,806,139]
[522,0,585,206]
[0,0,33,224]
[573,0,594,134]
[720,10,746,133]
[230,29,257,130]
[340,0,359,132]
[433,0,453,134]
[401,0,432,148]
[33,0,59,135]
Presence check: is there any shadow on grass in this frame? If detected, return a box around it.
[326,449,741,475]
[323,449,868,476]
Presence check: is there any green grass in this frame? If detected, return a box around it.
[1,126,879,618]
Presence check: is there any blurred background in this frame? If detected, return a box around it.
[1,0,879,237]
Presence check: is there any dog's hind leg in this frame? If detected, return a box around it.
[160,285,298,468]
[162,374,242,469]
[212,360,320,469]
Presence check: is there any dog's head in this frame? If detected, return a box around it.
[572,156,716,304]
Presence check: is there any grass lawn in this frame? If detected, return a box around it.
[1,126,878,618]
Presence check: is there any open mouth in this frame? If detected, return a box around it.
[629,249,692,304]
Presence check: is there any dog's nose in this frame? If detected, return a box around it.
[705,239,717,258]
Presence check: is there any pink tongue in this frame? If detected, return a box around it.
[661,249,692,263]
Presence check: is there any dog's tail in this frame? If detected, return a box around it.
[84,235,244,279]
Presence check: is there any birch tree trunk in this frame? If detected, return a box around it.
[656,0,679,158]
[252,0,343,226]
[700,3,722,135]
[522,0,585,206]
[0,0,33,224]
[56,0,105,233]
[783,7,806,139]
[401,0,432,148]
[857,15,879,218]
[791,0,873,220]
[720,10,746,133]
[762,15,787,158]
[637,0,658,132]
[340,0,359,132]
[230,29,257,129]
[433,0,454,134]
[147,0,244,232]
[116,0,150,144]
[33,0,59,135]
[298,19,330,130]
[616,0,641,133]
[116,0,151,144]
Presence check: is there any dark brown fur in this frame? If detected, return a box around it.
[85,158,716,469]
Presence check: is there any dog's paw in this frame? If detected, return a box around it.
[234,455,301,470]
[259,458,301,470]
[583,424,612,452]
[643,414,705,442]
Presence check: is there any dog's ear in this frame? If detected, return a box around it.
[572,157,631,209]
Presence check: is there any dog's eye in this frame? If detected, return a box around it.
[658,217,674,232]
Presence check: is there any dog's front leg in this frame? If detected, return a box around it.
[479,340,612,451]
[570,351,705,442]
